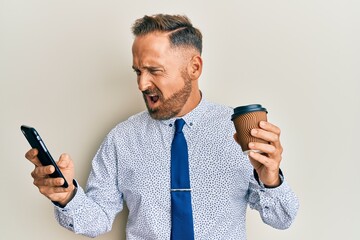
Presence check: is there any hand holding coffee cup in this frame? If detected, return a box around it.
[231,104,268,154]
[232,104,283,187]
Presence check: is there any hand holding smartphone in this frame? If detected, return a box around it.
[21,125,69,188]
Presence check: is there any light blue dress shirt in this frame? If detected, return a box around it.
[55,98,299,239]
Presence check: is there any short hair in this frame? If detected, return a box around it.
[132,14,203,54]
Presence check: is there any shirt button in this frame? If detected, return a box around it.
[169,124,173,127]
[189,122,193,126]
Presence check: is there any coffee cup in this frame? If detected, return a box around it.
[231,104,268,154]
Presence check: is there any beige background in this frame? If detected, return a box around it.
[1,0,359,239]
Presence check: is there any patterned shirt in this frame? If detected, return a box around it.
[55,98,299,239]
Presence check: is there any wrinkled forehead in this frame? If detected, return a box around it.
[131,31,196,69]
[132,31,171,50]
[131,33,174,69]
[132,33,172,64]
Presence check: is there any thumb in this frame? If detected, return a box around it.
[57,153,72,168]
[233,133,240,145]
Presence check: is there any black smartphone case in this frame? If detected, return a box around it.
[21,125,69,188]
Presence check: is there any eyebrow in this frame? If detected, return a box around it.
[132,65,164,71]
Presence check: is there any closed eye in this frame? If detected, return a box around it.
[148,68,162,75]
[132,67,141,76]
[132,66,163,76]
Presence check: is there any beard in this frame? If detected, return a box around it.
[143,74,192,120]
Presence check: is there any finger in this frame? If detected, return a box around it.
[34,176,65,188]
[25,148,42,166]
[32,165,55,178]
[251,128,279,144]
[57,153,72,169]
[249,151,279,170]
[38,185,71,197]
[248,142,276,155]
[249,142,283,165]
[259,121,281,136]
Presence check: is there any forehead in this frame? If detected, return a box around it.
[132,32,172,59]
[132,32,190,69]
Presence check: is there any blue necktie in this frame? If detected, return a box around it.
[170,119,194,240]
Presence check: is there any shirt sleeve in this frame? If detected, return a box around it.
[54,132,124,238]
[247,170,299,229]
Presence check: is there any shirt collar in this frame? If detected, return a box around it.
[160,95,209,129]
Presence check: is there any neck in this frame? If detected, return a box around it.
[177,89,202,117]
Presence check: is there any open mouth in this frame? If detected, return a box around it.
[143,88,162,109]
[149,94,159,104]
[143,92,161,108]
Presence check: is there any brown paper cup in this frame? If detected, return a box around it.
[231,104,268,154]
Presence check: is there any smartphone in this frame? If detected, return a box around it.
[21,125,69,188]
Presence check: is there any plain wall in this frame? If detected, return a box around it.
[1,0,359,239]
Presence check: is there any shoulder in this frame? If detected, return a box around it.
[203,100,234,125]
[205,101,233,117]
[191,99,235,136]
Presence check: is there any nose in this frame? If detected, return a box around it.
[137,73,152,92]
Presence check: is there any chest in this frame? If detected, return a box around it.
[117,125,251,204]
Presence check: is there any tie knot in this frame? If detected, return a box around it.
[175,119,186,133]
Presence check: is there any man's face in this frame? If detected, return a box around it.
[132,32,192,120]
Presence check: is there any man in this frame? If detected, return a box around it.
[25,14,299,239]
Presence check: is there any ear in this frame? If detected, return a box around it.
[187,55,203,80]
